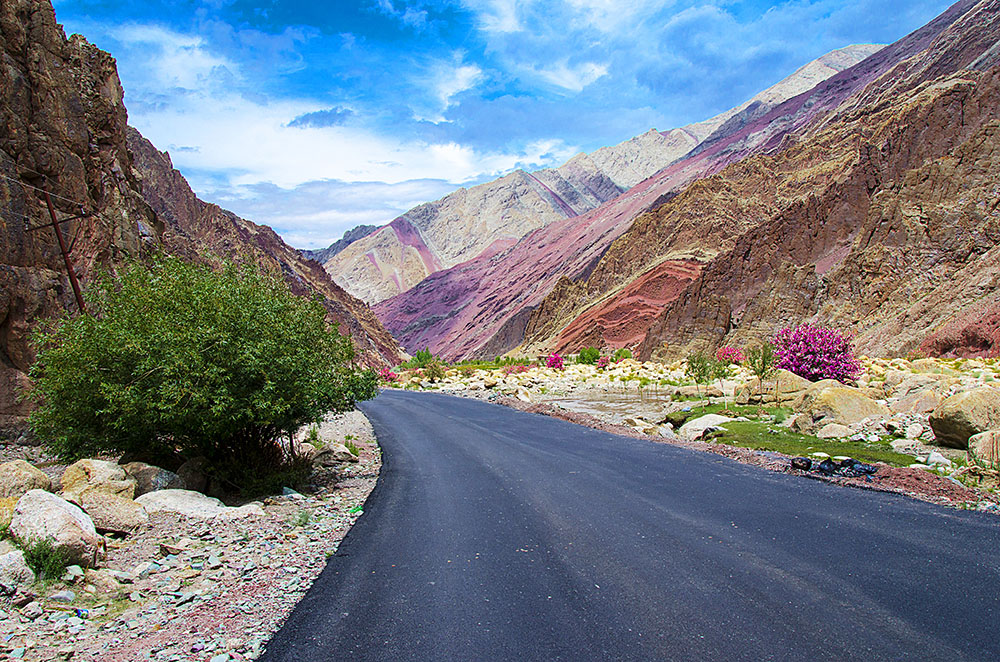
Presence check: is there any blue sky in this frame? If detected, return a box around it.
[52,0,954,249]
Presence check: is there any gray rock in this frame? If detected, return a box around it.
[176,457,210,494]
[314,443,360,466]
[678,414,731,441]
[905,423,924,439]
[49,589,75,603]
[121,462,184,496]
[0,550,35,590]
[21,601,42,620]
[926,451,953,467]
[9,490,104,567]
[136,489,264,519]
[967,430,1000,470]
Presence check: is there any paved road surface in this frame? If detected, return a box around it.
[261,390,1000,661]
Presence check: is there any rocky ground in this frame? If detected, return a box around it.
[393,356,1000,512]
[0,410,379,662]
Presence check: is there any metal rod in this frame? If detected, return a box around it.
[42,189,86,314]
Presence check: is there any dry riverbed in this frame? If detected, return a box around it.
[0,410,379,662]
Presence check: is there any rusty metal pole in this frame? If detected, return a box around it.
[42,188,86,314]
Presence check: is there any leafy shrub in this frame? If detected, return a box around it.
[306,425,322,450]
[613,348,633,362]
[399,348,438,370]
[577,347,600,365]
[773,324,860,383]
[685,352,715,386]
[423,361,447,382]
[546,353,564,370]
[378,367,398,383]
[715,346,745,364]
[345,439,361,456]
[22,538,71,580]
[26,255,377,495]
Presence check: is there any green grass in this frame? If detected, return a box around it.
[344,440,361,456]
[21,538,72,581]
[293,510,312,527]
[664,404,914,466]
[707,422,915,466]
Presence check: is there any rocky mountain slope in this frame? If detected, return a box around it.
[301,224,379,264]
[322,45,880,305]
[0,0,399,428]
[376,0,995,362]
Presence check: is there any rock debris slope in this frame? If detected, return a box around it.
[321,46,879,306]
[0,0,400,428]
[375,0,999,362]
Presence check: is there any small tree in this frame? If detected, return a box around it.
[613,348,633,362]
[26,255,377,494]
[745,342,776,404]
[577,347,601,365]
[685,352,715,398]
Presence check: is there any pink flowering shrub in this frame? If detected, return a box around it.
[503,364,530,375]
[715,346,745,364]
[596,356,610,369]
[378,367,398,383]
[773,324,860,383]
[546,353,564,370]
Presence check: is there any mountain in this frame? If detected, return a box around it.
[301,224,379,264]
[0,0,400,429]
[320,45,881,305]
[375,0,996,362]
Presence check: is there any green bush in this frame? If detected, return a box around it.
[345,439,361,456]
[399,348,439,370]
[26,254,377,494]
[423,360,447,382]
[613,348,632,361]
[22,538,71,580]
[577,347,601,365]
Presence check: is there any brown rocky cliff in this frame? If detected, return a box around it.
[126,128,401,369]
[0,0,160,427]
[0,0,400,428]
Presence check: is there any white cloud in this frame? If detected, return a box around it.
[113,25,235,90]
[531,60,608,92]
[412,55,484,122]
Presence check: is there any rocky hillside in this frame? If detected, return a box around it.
[323,45,879,306]
[376,0,995,362]
[0,0,399,428]
[127,129,401,369]
[301,223,379,264]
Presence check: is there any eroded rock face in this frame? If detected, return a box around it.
[929,386,1000,449]
[10,489,104,566]
[968,430,1000,470]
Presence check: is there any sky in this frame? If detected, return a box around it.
[52,0,955,250]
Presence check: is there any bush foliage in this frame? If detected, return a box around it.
[577,347,601,365]
[773,324,860,383]
[26,255,376,492]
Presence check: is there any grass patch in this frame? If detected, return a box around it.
[707,421,915,466]
[22,538,72,581]
[344,440,361,456]
[293,510,312,527]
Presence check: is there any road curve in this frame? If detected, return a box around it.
[261,390,1000,661]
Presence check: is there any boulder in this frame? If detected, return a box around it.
[61,459,136,500]
[793,385,890,428]
[9,490,105,567]
[968,430,1000,470]
[815,423,853,439]
[734,369,811,405]
[135,489,263,519]
[891,374,944,398]
[121,462,184,496]
[678,414,731,441]
[677,384,724,398]
[929,386,1000,449]
[0,550,35,590]
[890,389,943,414]
[0,460,52,499]
[314,443,360,467]
[175,457,210,494]
[78,490,149,535]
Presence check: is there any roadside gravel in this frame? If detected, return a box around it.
[0,409,380,662]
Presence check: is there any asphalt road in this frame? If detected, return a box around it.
[261,390,1000,661]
